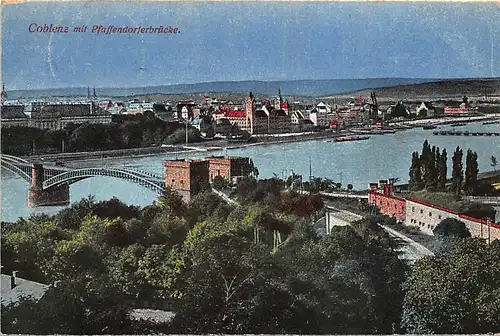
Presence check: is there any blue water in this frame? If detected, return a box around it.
[2,122,500,222]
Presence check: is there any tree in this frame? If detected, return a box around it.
[409,151,423,191]
[391,102,408,118]
[464,149,479,195]
[459,202,496,221]
[211,175,230,191]
[157,187,187,219]
[451,146,463,195]
[491,156,498,171]
[437,148,447,191]
[173,217,272,333]
[433,218,471,238]
[1,275,133,334]
[401,238,500,333]
[425,146,438,190]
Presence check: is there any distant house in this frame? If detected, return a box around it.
[36,103,112,130]
[1,105,29,128]
[191,116,214,135]
[416,102,435,117]
[1,273,50,307]
[316,102,332,114]
[309,108,328,127]
[291,111,314,132]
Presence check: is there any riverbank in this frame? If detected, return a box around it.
[390,113,500,127]
[17,115,498,164]
[22,130,351,163]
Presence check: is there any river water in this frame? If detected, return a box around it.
[2,122,500,222]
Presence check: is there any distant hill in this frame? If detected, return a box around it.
[336,78,500,101]
[7,78,436,100]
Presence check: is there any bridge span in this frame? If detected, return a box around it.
[1,155,165,207]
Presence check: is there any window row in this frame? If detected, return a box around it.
[410,206,442,219]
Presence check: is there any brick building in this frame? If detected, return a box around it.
[205,156,252,182]
[369,181,500,241]
[368,182,406,222]
[163,159,210,202]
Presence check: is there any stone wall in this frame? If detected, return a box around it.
[205,156,250,182]
[405,199,458,234]
[368,190,406,222]
[163,159,209,203]
[28,184,70,207]
[406,198,500,241]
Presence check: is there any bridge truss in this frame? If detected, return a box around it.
[1,155,165,194]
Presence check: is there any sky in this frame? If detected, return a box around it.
[2,2,500,90]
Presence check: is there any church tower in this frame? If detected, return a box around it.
[1,84,7,106]
[246,92,255,134]
[275,88,283,109]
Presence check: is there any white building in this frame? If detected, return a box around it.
[316,102,332,114]
[309,109,328,127]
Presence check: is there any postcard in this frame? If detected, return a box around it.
[1,1,500,334]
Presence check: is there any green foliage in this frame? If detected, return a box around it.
[211,175,230,191]
[409,190,461,211]
[402,239,500,333]
[464,149,479,195]
[409,191,495,221]
[7,178,497,334]
[157,187,187,218]
[164,127,202,145]
[433,218,471,238]
[451,146,464,195]
[0,113,186,156]
[409,141,446,192]
[437,148,447,191]
[231,177,283,204]
[357,200,381,216]
[459,202,496,221]
[278,191,324,217]
[1,217,70,282]
[304,177,342,193]
[391,102,408,118]
[409,151,423,191]
[92,198,140,220]
[1,276,133,334]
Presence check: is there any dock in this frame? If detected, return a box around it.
[433,131,500,136]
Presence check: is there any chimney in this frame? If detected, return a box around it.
[383,184,393,197]
[11,271,18,289]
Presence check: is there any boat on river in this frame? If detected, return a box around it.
[450,123,467,127]
[483,120,500,125]
[422,124,437,130]
[334,136,370,142]
[351,129,396,135]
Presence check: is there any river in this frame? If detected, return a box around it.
[2,122,500,222]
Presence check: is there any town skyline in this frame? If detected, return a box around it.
[3,2,500,90]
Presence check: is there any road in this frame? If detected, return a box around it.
[211,191,434,264]
[325,206,434,264]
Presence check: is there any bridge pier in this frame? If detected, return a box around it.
[27,164,70,207]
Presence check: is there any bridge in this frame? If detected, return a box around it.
[463,196,500,205]
[297,189,369,199]
[1,154,165,207]
[433,130,500,136]
[319,191,368,199]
